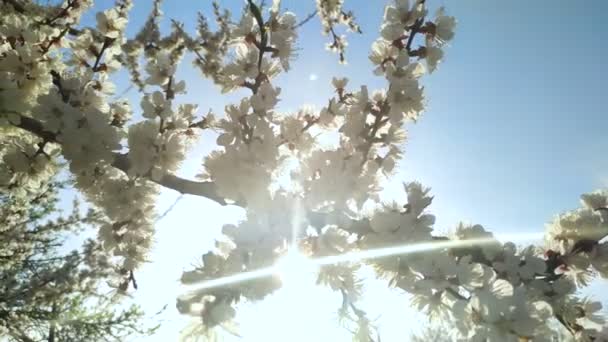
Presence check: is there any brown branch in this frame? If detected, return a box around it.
[44,0,77,26]
[155,195,184,223]
[15,115,57,142]
[111,154,228,205]
[358,100,389,165]
[445,287,468,301]
[13,114,229,206]
[294,10,317,29]
[405,18,425,54]
[128,270,138,290]
[328,25,346,64]
[555,313,576,337]
[92,37,115,72]
[50,70,69,102]
[247,0,267,71]
[40,26,70,54]
[12,113,599,300]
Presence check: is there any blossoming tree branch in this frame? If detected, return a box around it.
[1,0,607,340]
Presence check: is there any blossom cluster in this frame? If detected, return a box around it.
[0,0,203,276]
[177,1,608,341]
[1,0,607,341]
[315,0,361,63]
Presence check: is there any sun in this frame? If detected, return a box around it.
[236,249,350,342]
[274,249,318,290]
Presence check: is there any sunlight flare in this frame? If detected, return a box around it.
[184,267,276,293]
[316,232,544,266]
[291,197,304,249]
[183,231,545,294]
[275,249,318,289]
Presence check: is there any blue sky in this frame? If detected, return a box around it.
[73,0,608,340]
[102,0,608,234]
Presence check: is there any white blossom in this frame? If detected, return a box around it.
[424,44,444,73]
[331,76,349,90]
[581,191,608,210]
[433,7,457,43]
[96,8,128,39]
[145,51,176,86]
[250,82,281,112]
[2,2,607,340]
[141,91,172,119]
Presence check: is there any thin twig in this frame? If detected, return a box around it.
[405,18,424,54]
[294,10,317,29]
[92,37,114,72]
[112,85,135,100]
[155,195,184,223]
[44,0,77,26]
[247,0,267,72]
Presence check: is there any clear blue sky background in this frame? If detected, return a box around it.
[72,0,608,340]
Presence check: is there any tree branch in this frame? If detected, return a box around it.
[92,37,115,72]
[12,114,228,206]
[247,0,267,72]
[113,155,229,205]
[555,313,576,337]
[445,287,468,301]
[406,18,424,54]
[11,115,597,289]
[14,115,57,142]
[44,0,77,26]
[294,10,317,29]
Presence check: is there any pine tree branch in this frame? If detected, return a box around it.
[1,0,25,13]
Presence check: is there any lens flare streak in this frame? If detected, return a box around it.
[185,267,276,293]
[183,232,544,294]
